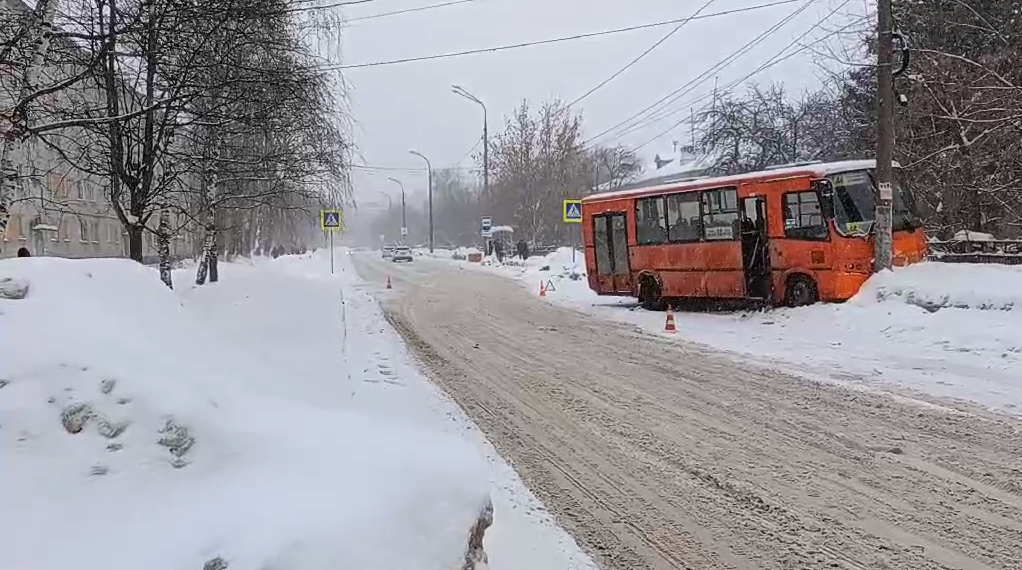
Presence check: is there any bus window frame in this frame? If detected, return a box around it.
[635,195,668,246]
[665,192,703,243]
[782,190,830,242]
[700,187,740,242]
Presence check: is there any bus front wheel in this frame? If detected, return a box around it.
[639,276,667,311]
[784,274,819,307]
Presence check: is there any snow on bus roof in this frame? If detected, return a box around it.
[583,159,890,203]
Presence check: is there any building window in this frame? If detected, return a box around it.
[636,196,667,245]
[701,188,739,241]
[79,219,88,242]
[784,191,828,240]
[666,193,701,242]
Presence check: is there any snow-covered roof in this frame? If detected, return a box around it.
[585,159,892,203]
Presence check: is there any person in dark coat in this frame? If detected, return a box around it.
[16,247,30,257]
[493,240,504,263]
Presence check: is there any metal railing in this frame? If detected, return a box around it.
[928,238,1022,265]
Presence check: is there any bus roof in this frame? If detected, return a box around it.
[582,159,894,204]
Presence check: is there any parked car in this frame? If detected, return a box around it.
[392,246,414,263]
[382,245,396,258]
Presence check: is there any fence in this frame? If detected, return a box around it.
[928,238,1022,265]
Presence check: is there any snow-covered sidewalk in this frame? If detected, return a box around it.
[0,251,595,570]
[436,247,1022,415]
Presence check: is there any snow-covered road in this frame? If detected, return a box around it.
[356,252,1022,570]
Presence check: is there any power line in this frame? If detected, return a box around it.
[566,0,720,108]
[631,4,862,149]
[351,164,474,172]
[608,0,821,141]
[454,139,482,166]
[289,0,385,10]
[330,0,801,70]
[586,0,822,146]
[345,0,476,23]
[632,8,867,151]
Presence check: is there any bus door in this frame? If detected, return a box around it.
[592,213,631,293]
[740,196,771,299]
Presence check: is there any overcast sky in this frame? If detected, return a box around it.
[336,0,869,208]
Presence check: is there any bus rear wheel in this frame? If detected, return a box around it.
[784,274,819,307]
[639,276,667,311]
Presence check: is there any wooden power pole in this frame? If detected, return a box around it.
[874,0,895,271]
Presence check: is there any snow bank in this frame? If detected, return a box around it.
[855,262,1022,311]
[475,250,1022,414]
[0,257,489,570]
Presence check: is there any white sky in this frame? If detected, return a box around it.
[337,0,870,207]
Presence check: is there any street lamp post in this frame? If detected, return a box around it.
[451,85,488,199]
[409,150,433,252]
[387,177,407,238]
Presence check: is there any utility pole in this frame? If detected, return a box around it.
[409,150,433,252]
[874,0,895,271]
[452,85,487,195]
[387,177,407,237]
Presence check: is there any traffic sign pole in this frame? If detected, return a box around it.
[562,200,583,264]
[321,208,343,275]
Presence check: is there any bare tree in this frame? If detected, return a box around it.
[693,83,842,175]
[832,0,1022,238]
[1,0,65,236]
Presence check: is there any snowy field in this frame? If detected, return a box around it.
[0,251,595,570]
[430,247,1022,415]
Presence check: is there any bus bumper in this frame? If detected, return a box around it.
[827,270,871,302]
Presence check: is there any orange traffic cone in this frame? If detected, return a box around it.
[664,306,676,333]
[386,275,392,290]
[539,280,547,297]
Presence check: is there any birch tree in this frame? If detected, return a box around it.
[1,0,62,236]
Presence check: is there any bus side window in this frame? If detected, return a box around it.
[667,194,701,242]
[636,196,668,244]
[701,188,739,241]
[783,191,828,241]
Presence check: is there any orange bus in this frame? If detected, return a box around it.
[581,160,927,309]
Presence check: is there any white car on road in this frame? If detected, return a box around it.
[392,245,414,263]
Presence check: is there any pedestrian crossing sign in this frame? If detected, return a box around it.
[321,209,343,231]
[563,199,583,223]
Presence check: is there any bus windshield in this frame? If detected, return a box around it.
[828,169,922,237]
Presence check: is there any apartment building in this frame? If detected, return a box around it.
[1,0,197,262]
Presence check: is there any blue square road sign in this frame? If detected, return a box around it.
[321,209,343,231]
[563,200,582,223]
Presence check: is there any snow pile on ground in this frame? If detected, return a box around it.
[0,256,490,570]
[951,229,996,242]
[856,262,1021,311]
[477,250,1022,414]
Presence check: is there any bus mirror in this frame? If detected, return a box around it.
[816,179,834,198]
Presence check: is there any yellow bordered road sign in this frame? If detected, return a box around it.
[321,209,343,231]
[563,199,582,223]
